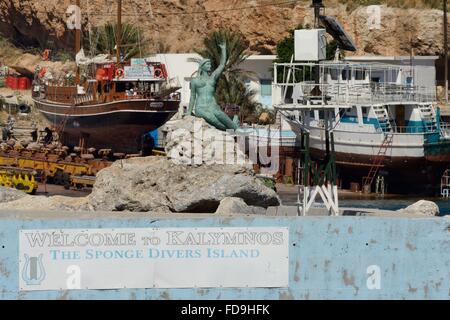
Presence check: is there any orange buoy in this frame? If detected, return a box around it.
[154,67,164,79]
[115,68,124,79]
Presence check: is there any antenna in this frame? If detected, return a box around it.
[116,0,122,66]
[444,0,448,104]
[311,0,324,29]
[75,0,81,84]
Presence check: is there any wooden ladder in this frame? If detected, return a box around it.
[362,133,394,187]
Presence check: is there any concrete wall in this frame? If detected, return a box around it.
[0,211,448,300]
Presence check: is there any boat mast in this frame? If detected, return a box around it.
[75,0,81,84]
[444,0,448,104]
[116,0,122,67]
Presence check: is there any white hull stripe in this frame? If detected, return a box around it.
[33,98,177,108]
[38,109,176,117]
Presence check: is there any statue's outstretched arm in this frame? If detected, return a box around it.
[187,81,196,115]
[212,42,227,82]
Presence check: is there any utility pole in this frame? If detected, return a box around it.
[445,0,448,104]
[311,0,324,29]
[116,0,122,66]
[75,0,81,84]
[75,0,81,54]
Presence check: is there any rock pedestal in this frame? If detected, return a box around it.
[162,116,248,167]
[88,156,279,213]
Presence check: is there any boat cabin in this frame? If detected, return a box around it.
[273,61,444,136]
[35,58,179,105]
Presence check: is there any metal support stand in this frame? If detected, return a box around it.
[375,175,385,196]
[297,116,339,216]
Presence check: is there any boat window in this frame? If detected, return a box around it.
[115,82,126,92]
[406,77,413,86]
[362,107,368,115]
[329,69,339,80]
[341,69,350,80]
[319,110,325,119]
[343,107,354,117]
[260,79,272,96]
[310,110,315,118]
[355,70,365,80]
[103,82,110,93]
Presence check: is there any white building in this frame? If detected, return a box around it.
[145,53,276,113]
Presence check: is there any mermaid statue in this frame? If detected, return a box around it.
[186,42,240,131]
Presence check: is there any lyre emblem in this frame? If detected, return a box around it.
[21,254,46,285]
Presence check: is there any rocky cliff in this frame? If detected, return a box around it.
[0,0,445,57]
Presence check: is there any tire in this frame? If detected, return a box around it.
[18,104,31,113]
[15,183,25,191]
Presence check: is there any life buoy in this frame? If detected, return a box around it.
[18,104,31,114]
[154,67,164,79]
[115,68,124,78]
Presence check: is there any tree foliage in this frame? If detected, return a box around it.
[90,23,141,60]
[196,29,261,123]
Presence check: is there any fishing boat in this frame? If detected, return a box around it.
[31,0,180,154]
[274,59,450,194]
[269,1,450,195]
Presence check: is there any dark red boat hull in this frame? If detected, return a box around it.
[33,98,179,154]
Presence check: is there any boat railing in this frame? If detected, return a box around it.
[124,94,146,100]
[389,125,438,134]
[386,121,445,134]
[441,169,450,197]
[275,82,436,106]
[439,123,450,139]
[74,94,94,105]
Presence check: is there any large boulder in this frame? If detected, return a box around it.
[215,197,267,215]
[397,200,440,217]
[0,186,28,203]
[0,194,90,211]
[88,156,280,213]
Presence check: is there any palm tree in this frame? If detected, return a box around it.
[216,76,262,122]
[196,29,260,123]
[91,23,141,60]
